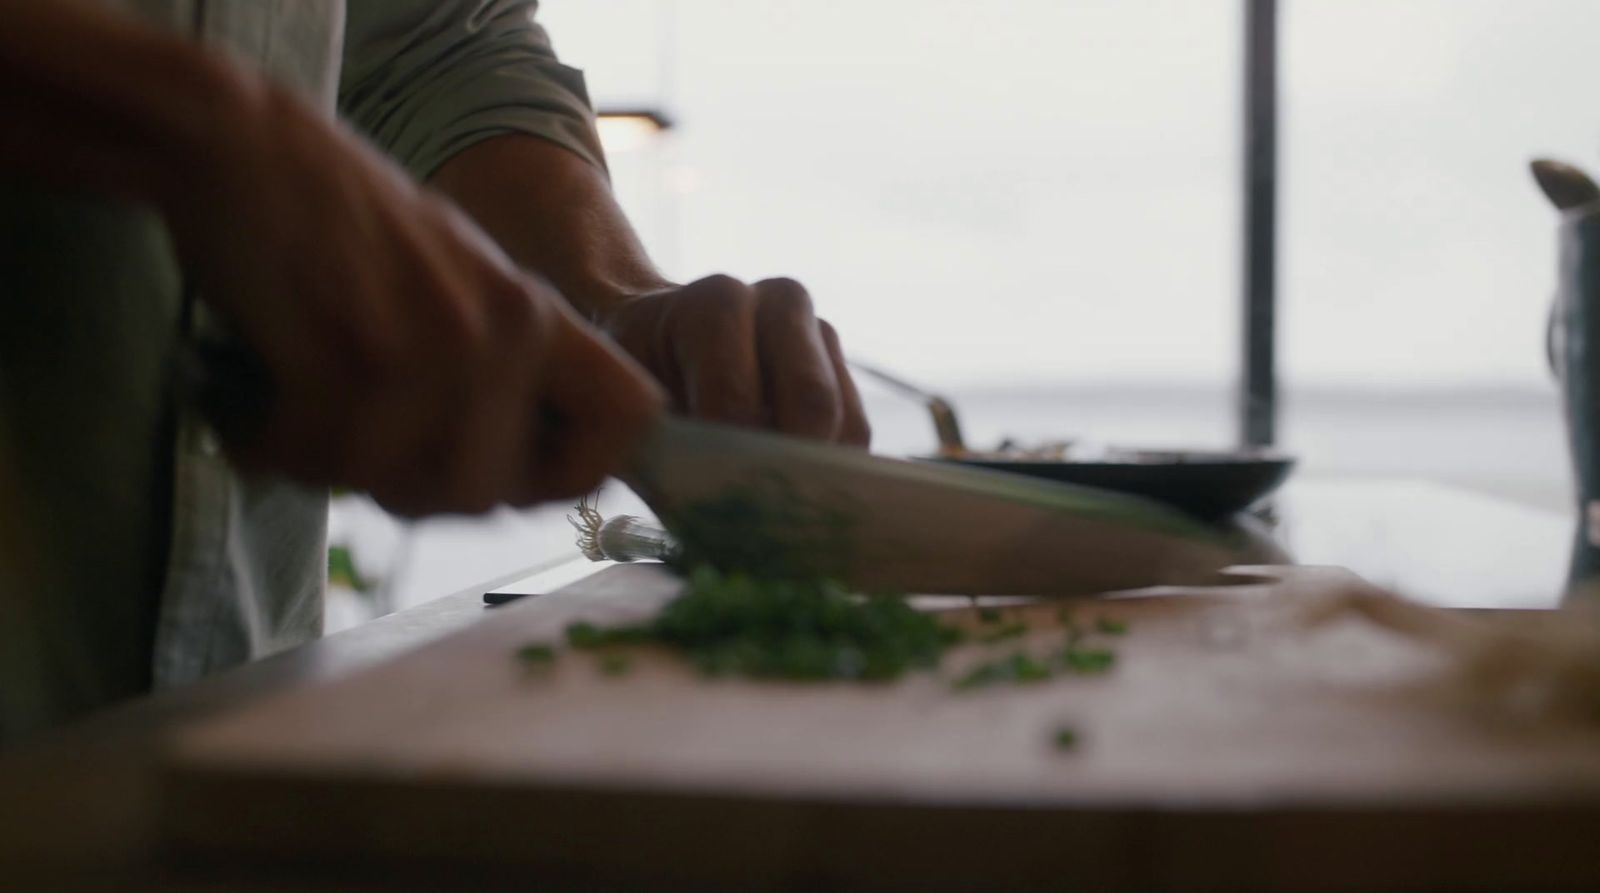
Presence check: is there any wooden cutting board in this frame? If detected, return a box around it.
[161,564,1600,891]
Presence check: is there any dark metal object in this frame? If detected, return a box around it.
[1240,0,1279,448]
[932,453,1295,522]
[1531,159,1600,212]
[483,590,538,606]
[1532,160,1600,374]
[1530,159,1600,594]
[847,361,967,454]
[1554,206,1600,592]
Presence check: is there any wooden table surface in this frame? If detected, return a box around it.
[0,479,1580,891]
[0,557,597,892]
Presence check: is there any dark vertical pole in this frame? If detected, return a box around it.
[1241,0,1278,447]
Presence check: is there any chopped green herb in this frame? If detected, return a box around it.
[566,621,603,649]
[566,621,651,649]
[1057,607,1084,640]
[977,621,1029,644]
[531,480,1132,688]
[1062,647,1116,674]
[537,477,1011,683]
[515,644,557,665]
[547,565,963,683]
[1094,616,1129,635]
[1052,725,1081,751]
[953,652,1054,690]
[599,653,632,676]
[952,639,1121,691]
[952,664,992,690]
[327,544,374,593]
[1013,653,1053,681]
[659,475,857,582]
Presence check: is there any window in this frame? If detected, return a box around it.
[1280,0,1596,507]
[340,1,1592,616]
[547,0,1241,453]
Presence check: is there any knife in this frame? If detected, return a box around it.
[625,417,1240,595]
[184,342,1240,596]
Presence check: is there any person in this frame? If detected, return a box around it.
[0,0,870,740]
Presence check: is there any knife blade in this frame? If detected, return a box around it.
[625,417,1240,595]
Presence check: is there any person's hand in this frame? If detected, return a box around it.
[596,275,871,447]
[159,78,663,516]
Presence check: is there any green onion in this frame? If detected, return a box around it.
[953,652,1054,690]
[977,621,1029,644]
[515,644,556,665]
[1094,616,1129,635]
[1062,647,1116,674]
[551,565,963,683]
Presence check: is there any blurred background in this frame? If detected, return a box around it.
[328,0,1600,625]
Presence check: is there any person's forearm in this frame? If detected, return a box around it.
[428,134,673,323]
[0,0,258,208]
[430,132,871,445]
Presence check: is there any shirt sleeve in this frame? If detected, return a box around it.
[339,0,607,182]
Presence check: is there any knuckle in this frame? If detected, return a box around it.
[616,369,669,419]
[755,280,819,324]
[790,378,843,428]
[792,372,841,411]
[681,274,756,317]
[846,411,873,447]
[486,278,542,343]
[505,490,543,510]
[454,488,499,516]
[691,273,747,296]
[760,275,807,292]
[817,318,841,347]
[372,488,435,520]
[705,374,762,413]
[413,276,490,356]
[755,277,813,312]
[676,315,746,357]
[440,465,502,516]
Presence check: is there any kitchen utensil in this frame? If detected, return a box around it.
[625,417,1237,595]
[847,360,967,454]
[936,449,1294,521]
[1535,158,1600,592]
[850,361,1292,519]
